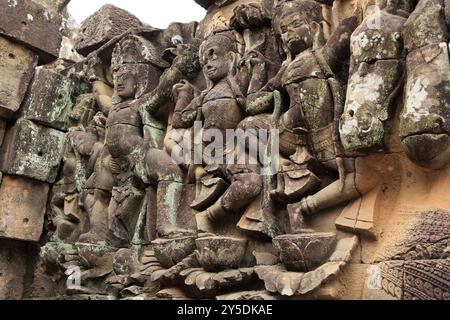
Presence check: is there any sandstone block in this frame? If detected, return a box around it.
[0,0,64,63]
[22,68,75,131]
[0,239,28,299]
[74,4,142,56]
[0,175,49,242]
[0,36,38,119]
[0,118,65,183]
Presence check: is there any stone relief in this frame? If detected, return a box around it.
[0,0,448,300]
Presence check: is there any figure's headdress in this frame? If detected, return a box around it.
[111,35,167,100]
[272,0,324,33]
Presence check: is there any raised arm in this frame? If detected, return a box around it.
[138,41,201,117]
[318,15,359,76]
[172,80,202,129]
[245,60,287,116]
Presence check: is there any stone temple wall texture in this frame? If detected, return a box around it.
[0,0,449,300]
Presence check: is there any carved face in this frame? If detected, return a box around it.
[273,0,323,56]
[200,35,235,83]
[278,12,313,56]
[113,65,137,99]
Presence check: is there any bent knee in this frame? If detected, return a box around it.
[145,149,183,182]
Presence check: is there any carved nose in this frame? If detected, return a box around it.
[401,113,448,138]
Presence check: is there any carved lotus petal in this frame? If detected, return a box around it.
[280,240,303,261]
[152,236,196,269]
[304,239,326,267]
[195,237,247,272]
[274,233,336,272]
[217,248,236,266]
[199,247,216,267]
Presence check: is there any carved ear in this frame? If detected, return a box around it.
[311,21,326,50]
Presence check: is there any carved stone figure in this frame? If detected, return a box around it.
[1,0,450,301]
[332,6,408,235]
[236,0,359,232]
[53,95,104,242]
[171,31,267,238]
[139,37,202,239]
[400,0,450,169]
[78,35,164,245]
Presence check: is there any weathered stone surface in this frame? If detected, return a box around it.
[273,233,337,272]
[0,118,65,183]
[22,67,75,131]
[256,236,358,297]
[74,4,142,56]
[4,0,450,301]
[0,36,38,119]
[152,236,197,269]
[350,11,406,64]
[0,175,49,242]
[328,236,359,263]
[0,239,28,299]
[32,0,71,13]
[108,186,145,248]
[400,43,450,169]
[154,287,190,300]
[181,267,256,296]
[403,0,448,52]
[217,290,278,300]
[0,0,64,63]
[340,9,406,152]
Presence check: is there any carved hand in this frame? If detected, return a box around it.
[230,3,269,30]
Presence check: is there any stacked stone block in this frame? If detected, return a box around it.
[0,0,69,300]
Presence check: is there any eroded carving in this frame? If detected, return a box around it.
[0,0,449,301]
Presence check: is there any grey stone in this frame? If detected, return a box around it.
[0,118,65,183]
[74,4,142,56]
[0,0,64,63]
[22,68,75,131]
[0,175,49,242]
[0,36,38,119]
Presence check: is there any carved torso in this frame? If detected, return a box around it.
[105,101,143,159]
[202,81,243,133]
[106,100,142,128]
[282,50,334,131]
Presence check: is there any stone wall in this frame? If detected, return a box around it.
[0,0,448,300]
